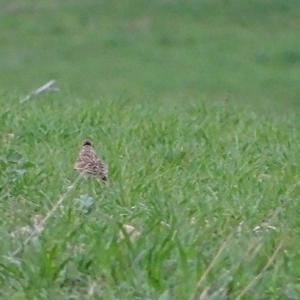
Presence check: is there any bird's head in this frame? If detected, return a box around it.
[83,140,92,146]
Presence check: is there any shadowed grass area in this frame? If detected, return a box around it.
[0,0,300,299]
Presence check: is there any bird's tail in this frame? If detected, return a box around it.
[98,175,109,186]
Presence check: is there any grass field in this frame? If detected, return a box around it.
[1,1,300,299]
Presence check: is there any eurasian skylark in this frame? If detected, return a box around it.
[74,140,108,183]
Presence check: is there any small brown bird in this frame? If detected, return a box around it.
[74,140,108,183]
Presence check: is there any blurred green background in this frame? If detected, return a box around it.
[1,2,300,298]
[1,0,300,112]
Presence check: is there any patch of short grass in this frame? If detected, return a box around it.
[0,95,299,299]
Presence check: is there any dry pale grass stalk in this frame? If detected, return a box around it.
[11,176,81,257]
[235,239,285,300]
[198,286,210,300]
[200,206,286,298]
[190,207,284,299]
[20,80,59,103]
[190,231,234,300]
[210,234,279,297]
[87,281,97,297]
[247,206,283,260]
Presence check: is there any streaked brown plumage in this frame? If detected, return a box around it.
[74,140,108,183]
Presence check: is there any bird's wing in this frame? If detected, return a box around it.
[74,159,87,171]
